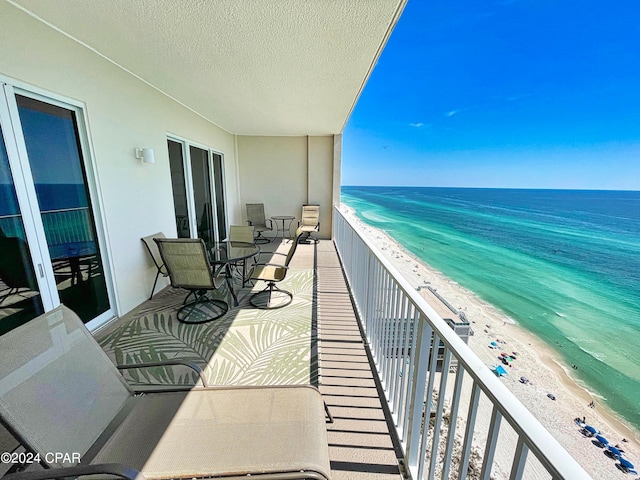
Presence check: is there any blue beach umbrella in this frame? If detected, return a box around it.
[595,434,608,445]
[584,425,597,434]
[493,365,508,377]
[607,446,621,457]
[620,458,634,469]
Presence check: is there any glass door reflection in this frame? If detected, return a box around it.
[16,95,110,323]
[0,123,43,334]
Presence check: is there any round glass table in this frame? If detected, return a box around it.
[209,241,260,305]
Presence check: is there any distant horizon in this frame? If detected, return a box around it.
[343,1,640,191]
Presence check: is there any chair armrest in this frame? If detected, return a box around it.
[254,262,290,269]
[3,463,146,480]
[117,360,209,387]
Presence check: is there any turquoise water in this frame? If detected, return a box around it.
[342,186,640,432]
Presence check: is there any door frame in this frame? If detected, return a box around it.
[0,78,116,330]
[167,134,228,242]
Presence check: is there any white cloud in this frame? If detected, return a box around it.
[409,122,425,127]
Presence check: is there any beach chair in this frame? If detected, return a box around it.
[0,305,331,480]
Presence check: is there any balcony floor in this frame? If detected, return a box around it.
[96,239,403,480]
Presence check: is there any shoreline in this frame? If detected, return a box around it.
[339,204,639,478]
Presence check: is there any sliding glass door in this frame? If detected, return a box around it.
[0,84,112,334]
[167,138,227,244]
[0,121,43,333]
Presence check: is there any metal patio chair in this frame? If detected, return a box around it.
[141,232,169,300]
[297,204,320,244]
[246,203,273,244]
[154,237,228,324]
[249,229,303,309]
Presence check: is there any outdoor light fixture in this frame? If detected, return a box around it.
[135,148,155,164]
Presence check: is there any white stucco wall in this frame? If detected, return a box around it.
[0,3,240,317]
[237,135,335,239]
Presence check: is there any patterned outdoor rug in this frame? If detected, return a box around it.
[97,268,317,387]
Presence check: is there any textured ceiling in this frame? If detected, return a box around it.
[10,0,405,135]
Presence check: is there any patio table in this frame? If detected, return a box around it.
[209,241,260,306]
[271,215,296,241]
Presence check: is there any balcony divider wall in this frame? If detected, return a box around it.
[333,206,591,480]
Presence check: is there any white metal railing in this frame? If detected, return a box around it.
[333,206,592,480]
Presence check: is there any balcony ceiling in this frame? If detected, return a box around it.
[10,0,405,136]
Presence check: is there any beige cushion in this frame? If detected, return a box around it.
[92,386,331,479]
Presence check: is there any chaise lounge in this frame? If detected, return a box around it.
[0,305,331,480]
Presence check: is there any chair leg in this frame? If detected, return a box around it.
[149,270,161,300]
[250,282,293,310]
[177,290,228,324]
[254,231,270,244]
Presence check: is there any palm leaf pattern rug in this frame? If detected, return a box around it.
[97,269,316,387]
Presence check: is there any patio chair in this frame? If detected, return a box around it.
[297,204,320,244]
[154,238,228,324]
[249,229,303,309]
[246,203,273,244]
[141,232,169,300]
[229,225,255,244]
[0,305,332,480]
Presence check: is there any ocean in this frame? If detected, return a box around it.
[341,186,640,432]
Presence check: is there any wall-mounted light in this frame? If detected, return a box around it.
[135,148,155,164]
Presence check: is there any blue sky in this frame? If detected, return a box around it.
[342,0,640,189]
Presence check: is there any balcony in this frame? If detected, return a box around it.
[83,207,591,480]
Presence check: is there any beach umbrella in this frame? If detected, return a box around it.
[608,446,621,457]
[519,376,529,384]
[491,341,498,346]
[595,434,608,445]
[619,458,635,471]
[493,365,508,377]
[584,425,597,434]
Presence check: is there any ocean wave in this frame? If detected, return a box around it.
[577,345,607,362]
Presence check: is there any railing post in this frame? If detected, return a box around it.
[458,383,481,480]
[480,405,503,480]
[405,313,432,479]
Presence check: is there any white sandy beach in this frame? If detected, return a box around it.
[340,204,639,479]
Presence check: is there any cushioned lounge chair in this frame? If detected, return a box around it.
[298,205,320,244]
[246,203,273,244]
[154,238,228,324]
[140,232,169,300]
[0,305,331,480]
[249,229,302,309]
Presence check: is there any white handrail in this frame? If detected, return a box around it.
[333,206,591,480]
